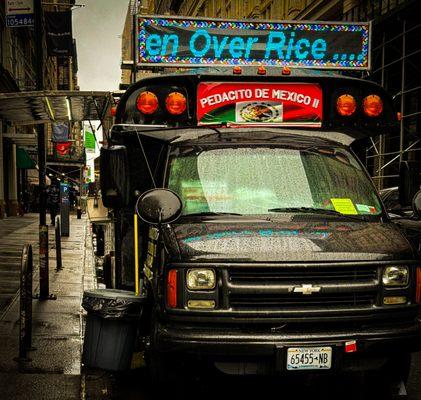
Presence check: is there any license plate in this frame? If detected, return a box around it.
[287,347,332,370]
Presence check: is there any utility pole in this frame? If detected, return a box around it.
[34,0,49,300]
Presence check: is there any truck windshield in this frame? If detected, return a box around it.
[168,146,382,217]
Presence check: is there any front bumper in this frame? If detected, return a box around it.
[154,318,421,372]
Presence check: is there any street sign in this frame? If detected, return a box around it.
[6,0,34,28]
[137,16,370,70]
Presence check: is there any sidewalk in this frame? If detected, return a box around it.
[0,214,96,400]
[0,214,40,313]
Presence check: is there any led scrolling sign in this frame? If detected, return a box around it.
[137,16,371,70]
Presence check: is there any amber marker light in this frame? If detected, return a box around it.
[336,94,357,116]
[282,66,291,75]
[363,94,383,117]
[167,269,178,308]
[137,91,159,114]
[257,66,267,75]
[233,66,242,74]
[166,92,187,115]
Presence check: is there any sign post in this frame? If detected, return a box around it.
[6,0,34,28]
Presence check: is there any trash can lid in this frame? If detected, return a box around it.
[82,289,146,320]
[83,289,146,303]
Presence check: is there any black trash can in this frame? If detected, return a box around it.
[82,289,145,371]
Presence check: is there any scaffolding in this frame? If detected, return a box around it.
[344,0,421,190]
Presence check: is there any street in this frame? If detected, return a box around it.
[85,353,421,399]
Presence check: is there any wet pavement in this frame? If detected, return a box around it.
[0,214,40,312]
[0,213,96,400]
[83,351,421,400]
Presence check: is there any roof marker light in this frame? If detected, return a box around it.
[233,66,242,75]
[257,66,266,75]
[137,91,159,114]
[336,94,357,116]
[166,92,187,115]
[363,94,383,117]
[282,66,291,75]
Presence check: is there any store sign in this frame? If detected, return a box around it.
[45,11,74,57]
[138,16,370,70]
[197,82,323,127]
[84,130,95,153]
[6,0,34,27]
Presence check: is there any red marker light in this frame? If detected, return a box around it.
[363,94,383,117]
[167,269,178,308]
[233,66,242,75]
[282,66,291,75]
[166,92,187,115]
[416,268,421,303]
[110,106,117,117]
[336,94,357,116]
[257,66,266,75]
[345,340,357,353]
[137,91,158,114]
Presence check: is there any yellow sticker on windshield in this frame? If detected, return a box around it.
[330,198,358,215]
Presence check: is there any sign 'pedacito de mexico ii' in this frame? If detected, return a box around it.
[197,83,323,127]
[137,16,371,70]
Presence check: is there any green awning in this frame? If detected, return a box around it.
[16,147,36,169]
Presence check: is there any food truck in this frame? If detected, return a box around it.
[82,16,421,396]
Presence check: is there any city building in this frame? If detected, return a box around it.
[121,0,156,88]
[0,0,82,218]
[294,0,420,190]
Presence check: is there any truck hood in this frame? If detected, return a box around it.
[167,217,414,263]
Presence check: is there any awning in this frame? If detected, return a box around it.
[0,90,113,125]
[16,147,36,169]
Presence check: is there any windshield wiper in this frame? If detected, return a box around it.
[267,207,369,221]
[183,211,243,217]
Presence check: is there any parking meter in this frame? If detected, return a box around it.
[60,182,70,237]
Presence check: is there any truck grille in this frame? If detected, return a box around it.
[227,266,379,312]
[229,266,378,284]
[230,292,377,310]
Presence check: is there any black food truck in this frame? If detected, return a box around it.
[82,16,421,396]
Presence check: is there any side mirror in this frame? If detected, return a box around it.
[136,188,182,225]
[399,161,419,207]
[413,190,421,218]
[100,146,131,208]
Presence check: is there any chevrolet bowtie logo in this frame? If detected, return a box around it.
[293,284,321,295]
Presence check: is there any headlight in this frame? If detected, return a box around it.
[382,266,409,287]
[187,269,216,290]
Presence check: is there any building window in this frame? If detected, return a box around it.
[225,1,232,17]
[262,1,272,19]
